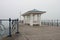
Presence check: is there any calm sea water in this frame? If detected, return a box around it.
[0,21,17,39]
[0,21,9,39]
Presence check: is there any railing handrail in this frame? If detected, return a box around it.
[41,19,60,27]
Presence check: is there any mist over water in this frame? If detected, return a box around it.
[0,21,9,39]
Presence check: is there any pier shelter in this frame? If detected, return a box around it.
[22,9,46,26]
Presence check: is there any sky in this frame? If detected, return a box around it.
[0,0,60,20]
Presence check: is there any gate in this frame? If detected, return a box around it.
[0,18,19,39]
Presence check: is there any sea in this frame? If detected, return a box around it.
[0,21,9,39]
[0,20,17,39]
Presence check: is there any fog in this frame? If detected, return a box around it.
[0,0,60,20]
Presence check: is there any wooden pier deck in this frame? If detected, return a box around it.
[2,24,60,40]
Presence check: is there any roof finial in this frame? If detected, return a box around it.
[32,9,39,11]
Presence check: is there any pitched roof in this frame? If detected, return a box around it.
[22,9,46,16]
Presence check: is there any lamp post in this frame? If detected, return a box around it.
[20,11,21,21]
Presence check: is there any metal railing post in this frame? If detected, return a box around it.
[16,19,19,34]
[48,20,49,26]
[57,19,58,27]
[52,20,53,26]
[8,18,12,37]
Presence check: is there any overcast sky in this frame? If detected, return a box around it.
[0,0,60,20]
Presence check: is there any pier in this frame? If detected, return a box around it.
[1,23,60,40]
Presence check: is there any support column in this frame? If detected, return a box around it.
[23,16,25,24]
[30,14,33,26]
[24,16,27,24]
[39,14,41,26]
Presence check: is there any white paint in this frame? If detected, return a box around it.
[39,14,41,26]
[23,14,42,26]
[30,14,33,26]
[23,16,25,24]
